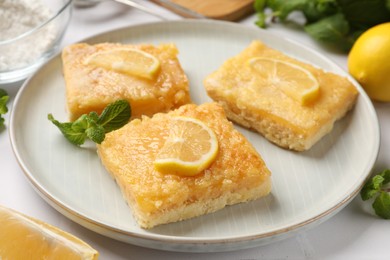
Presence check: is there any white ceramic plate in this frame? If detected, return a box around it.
[10,20,379,252]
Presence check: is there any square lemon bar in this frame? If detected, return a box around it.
[97,102,271,229]
[204,40,359,151]
[62,42,191,121]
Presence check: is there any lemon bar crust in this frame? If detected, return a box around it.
[97,103,271,228]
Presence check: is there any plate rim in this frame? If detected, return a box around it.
[9,19,380,252]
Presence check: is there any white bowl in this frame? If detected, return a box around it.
[0,0,73,84]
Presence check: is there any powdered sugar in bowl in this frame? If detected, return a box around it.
[0,0,73,84]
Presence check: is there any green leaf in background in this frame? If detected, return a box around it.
[361,169,390,219]
[0,89,9,114]
[255,12,267,28]
[254,0,266,27]
[254,0,267,27]
[0,89,7,98]
[0,89,9,129]
[254,0,267,12]
[361,175,385,201]
[254,0,390,52]
[381,169,390,184]
[373,191,390,219]
[302,0,339,23]
[337,0,390,31]
[304,13,353,50]
[361,169,390,201]
[267,0,308,20]
[0,95,8,115]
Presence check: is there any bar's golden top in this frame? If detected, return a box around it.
[97,102,271,229]
[204,40,358,151]
[62,42,191,121]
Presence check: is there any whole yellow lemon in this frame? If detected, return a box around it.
[348,22,390,102]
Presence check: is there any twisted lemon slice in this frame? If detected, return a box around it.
[249,57,320,105]
[85,48,160,79]
[154,117,219,176]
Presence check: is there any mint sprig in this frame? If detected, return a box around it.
[48,99,131,146]
[254,0,390,52]
[0,88,9,129]
[361,169,390,219]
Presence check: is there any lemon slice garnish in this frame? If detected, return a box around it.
[0,205,98,259]
[249,57,320,105]
[84,48,160,79]
[154,117,219,176]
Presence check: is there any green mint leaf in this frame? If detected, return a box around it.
[361,175,385,201]
[97,99,131,133]
[88,111,99,122]
[254,0,267,28]
[361,169,390,219]
[0,88,7,98]
[255,12,267,28]
[379,169,390,184]
[338,0,390,31]
[302,0,339,23]
[304,13,353,51]
[0,95,9,114]
[48,114,87,146]
[48,100,131,146]
[267,0,308,20]
[71,114,89,133]
[85,114,105,144]
[0,89,9,129]
[253,0,390,52]
[86,125,105,144]
[254,0,266,12]
[0,88,9,115]
[372,191,390,219]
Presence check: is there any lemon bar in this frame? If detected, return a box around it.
[62,42,191,121]
[204,40,359,151]
[97,102,271,229]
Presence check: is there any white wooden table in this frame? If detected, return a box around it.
[1,1,390,259]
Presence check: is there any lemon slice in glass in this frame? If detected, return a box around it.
[249,57,320,105]
[154,117,219,176]
[0,205,98,259]
[84,48,160,79]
